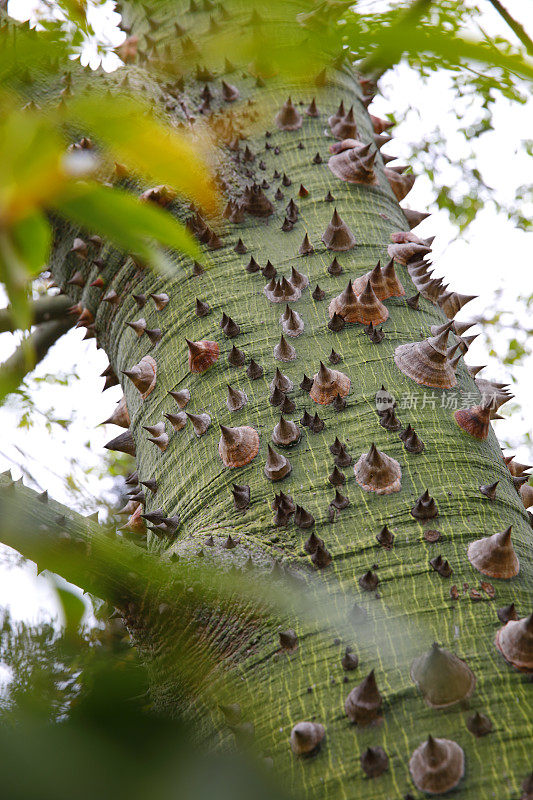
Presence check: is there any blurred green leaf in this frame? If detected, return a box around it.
[503,337,527,365]
[54,583,86,635]
[0,25,70,84]
[11,210,52,277]
[69,94,219,215]
[0,105,67,224]
[53,182,201,265]
[0,211,51,330]
[355,20,533,81]
[57,0,89,27]
[124,0,336,82]
[0,229,32,329]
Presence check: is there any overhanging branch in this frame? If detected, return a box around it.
[0,316,74,400]
[0,473,282,700]
[0,471,149,607]
[0,294,72,334]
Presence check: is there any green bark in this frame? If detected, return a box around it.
[0,470,184,619]
[7,2,533,798]
[0,294,71,333]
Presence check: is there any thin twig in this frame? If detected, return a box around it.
[485,0,533,55]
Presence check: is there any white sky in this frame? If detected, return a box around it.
[1,0,532,626]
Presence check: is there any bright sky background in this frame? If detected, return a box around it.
[1,0,532,626]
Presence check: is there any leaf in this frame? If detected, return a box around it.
[504,338,527,365]
[54,583,86,635]
[0,212,52,330]
[0,106,67,224]
[357,21,533,81]
[69,94,219,214]
[0,229,32,330]
[53,182,201,265]
[10,210,52,277]
[56,0,89,27]
[0,25,71,84]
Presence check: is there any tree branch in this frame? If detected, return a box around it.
[0,294,72,333]
[0,470,293,719]
[0,471,148,608]
[486,0,533,55]
[0,472,282,658]
[0,317,74,400]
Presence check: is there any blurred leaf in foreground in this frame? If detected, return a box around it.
[0,88,215,329]
[69,93,219,216]
[53,182,201,270]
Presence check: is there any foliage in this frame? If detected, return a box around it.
[0,0,530,326]
[342,0,532,234]
[0,592,291,800]
[0,16,217,334]
[0,601,118,724]
[5,0,533,245]
[0,475,353,797]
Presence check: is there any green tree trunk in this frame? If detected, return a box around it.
[12,2,533,797]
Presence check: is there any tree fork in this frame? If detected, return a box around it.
[14,1,533,796]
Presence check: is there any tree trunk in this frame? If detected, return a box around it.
[13,2,533,797]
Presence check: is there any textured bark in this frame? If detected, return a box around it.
[8,2,533,798]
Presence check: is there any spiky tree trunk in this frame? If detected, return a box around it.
[6,2,533,798]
